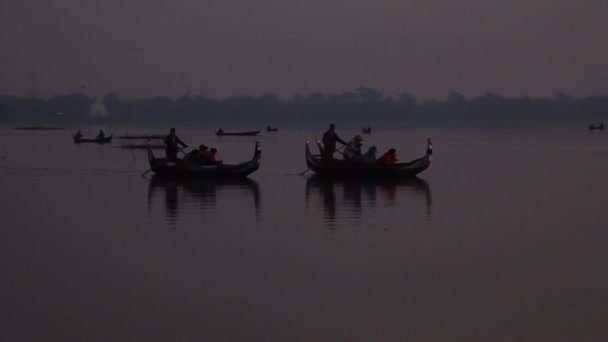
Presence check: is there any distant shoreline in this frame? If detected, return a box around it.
[14,126,65,130]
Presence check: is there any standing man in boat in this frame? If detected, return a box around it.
[322,123,346,160]
[164,128,188,161]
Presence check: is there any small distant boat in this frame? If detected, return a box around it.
[216,129,261,136]
[14,126,64,130]
[73,134,113,144]
[147,142,261,179]
[305,139,432,178]
[589,123,605,131]
[267,126,278,132]
[118,134,165,140]
[362,127,372,134]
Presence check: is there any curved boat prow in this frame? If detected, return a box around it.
[147,140,157,162]
[252,141,262,161]
[426,138,433,158]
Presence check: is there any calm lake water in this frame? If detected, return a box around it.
[1,124,608,341]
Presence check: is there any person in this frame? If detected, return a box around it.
[378,148,398,165]
[96,129,105,139]
[362,146,377,163]
[183,149,200,164]
[208,147,222,165]
[321,123,346,160]
[164,128,188,161]
[343,135,364,161]
[75,130,83,139]
[217,128,224,135]
[198,144,210,163]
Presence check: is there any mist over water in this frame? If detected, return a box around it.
[1,123,608,340]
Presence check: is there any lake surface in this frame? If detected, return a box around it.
[1,124,607,341]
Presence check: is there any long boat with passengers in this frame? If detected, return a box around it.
[146,142,261,179]
[73,134,113,144]
[305,138,432,178]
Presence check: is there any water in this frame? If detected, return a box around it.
[1,125,608,341]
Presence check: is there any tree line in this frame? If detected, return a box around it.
[1,87,607,125]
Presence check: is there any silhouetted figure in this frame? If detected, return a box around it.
[378,148,398,164]
[164,128,188,162]
[97,130,105,139]
[321,123,346,160]
[208,147,223,165]
[198,144,210,163]
[362,146,377,163]
[75,130,83,139]
[343,135,364,161]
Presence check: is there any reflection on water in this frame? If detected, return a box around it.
[305,176,432,228]
[147,177,261,224]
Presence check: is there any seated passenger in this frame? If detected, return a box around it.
[362,146,377,163]
[183,149,200,164]
[97,129,105,139]
[343,135,364,161]
[198,144,210,163]
[208,148,223,165]
[378,148,398,165]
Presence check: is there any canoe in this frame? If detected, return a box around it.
[216,129,261,136]
[73,134,113,144]
[305,138,432,178]
[147,142,261,179]
[589,124,604,131]
[267,126,278,132]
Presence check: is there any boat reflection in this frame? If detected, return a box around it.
[305,176,432,228]
[147,177,261,224]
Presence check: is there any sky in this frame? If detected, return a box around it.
[1,0,607,100]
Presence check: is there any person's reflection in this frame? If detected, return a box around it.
[147,177,261,223]
[305,176,433,226]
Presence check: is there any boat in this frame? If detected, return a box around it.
[267,126,278,132]
[147,141,261,179]
[305,138,432,178]
[73,134,113,144]
[362,127,372,134]
[589,123,605,131]
[216,129,261,136]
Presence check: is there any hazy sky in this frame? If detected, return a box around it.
[1,0,607,100]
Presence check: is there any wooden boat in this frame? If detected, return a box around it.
[362,127,372,134]
[147,142,261,179]
[216,129,261,136]
[305,138,432,178]
[73,134,113,144]
[589,123,605,131]
[267,126,278,132]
